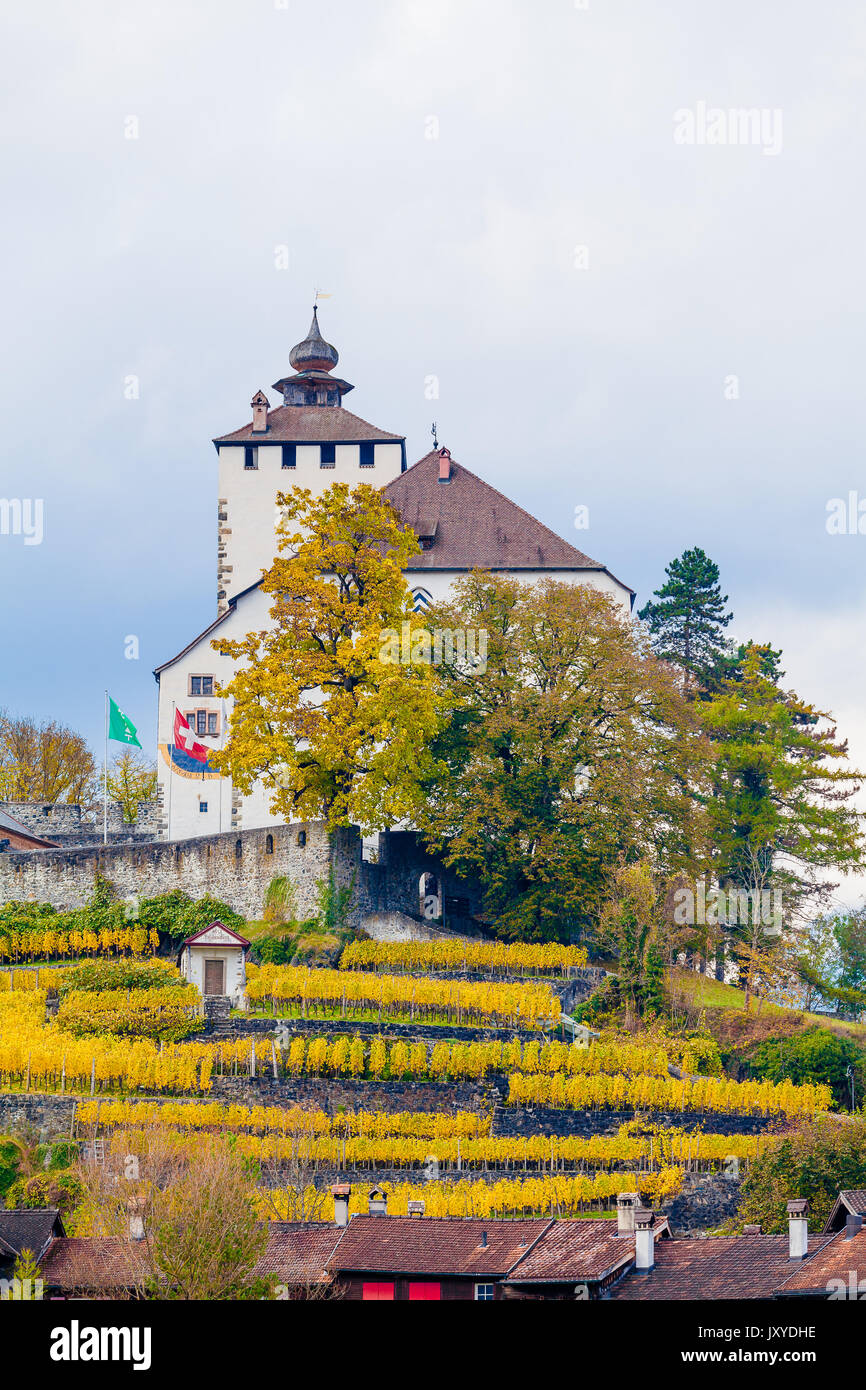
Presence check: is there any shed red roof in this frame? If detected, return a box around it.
[180,921,251,950]
[609,1233,835,1301]
[775,1227,866,1296]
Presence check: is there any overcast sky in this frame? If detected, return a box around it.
[2,0,865,901]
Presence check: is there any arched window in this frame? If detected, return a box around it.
[297,830,307,848]
[265,833,274,855]
[235,839,243,859]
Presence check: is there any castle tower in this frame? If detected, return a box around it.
[212,307,405,611]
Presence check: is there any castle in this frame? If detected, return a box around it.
[153,306,634,842]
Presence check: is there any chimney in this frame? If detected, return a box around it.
[368,1186,387,1218]
[251,390,269,433]
[479,1230,488,1249]
[331,1183,351,1229]
[787,1199,809,1259]
[616,1191,638,1236]
[634,1208,655,1273]
[845,1213,863,1240]
[743,1224,761,1235]
[407,1201,425,1219]
[438,447,452,483]
[126,1197,146,1242]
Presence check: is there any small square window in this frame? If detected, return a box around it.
[244,446,258,470]
[190,676,202,696]
[189,675,214,697]
[282,444,296,469]
[359,442,375,467]
[320,443,336,467]
[199,802,208,814]
[475,1283,495,1301]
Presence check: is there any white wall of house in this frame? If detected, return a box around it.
[218,440,404,602]
[180,942,246,1004]
[406,566,632,615]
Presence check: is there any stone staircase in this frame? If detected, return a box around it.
[203,995,233,1038]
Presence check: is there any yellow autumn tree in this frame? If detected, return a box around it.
[212,483,449,831]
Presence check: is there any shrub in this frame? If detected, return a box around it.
[742,1027,866,1110]
[59,958,183,995]
[738,1115,866,1232]
[136,891,245,944]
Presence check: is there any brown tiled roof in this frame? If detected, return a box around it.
[505,1217,669,1284]
[385,451,633,591]
[0,1208,65,1261]
[254,1224,342,1285]
[41,1237,148,1290]
[329,1215,552,1276]
[776,1228,866,1296]
[214,405,404,446]
[609,1234,835,1301]
[823,1189,866,1232]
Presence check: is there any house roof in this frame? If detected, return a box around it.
[253,1223,342,1285]
[609,1234,835,1302]
[0,807,60,849]
[0,1208,65,1261]
[823,1190,866,1233]
[41,1237,149,1290]
[505,1217,670,1284]
[328,1215,552,1277]
[384,450,634,595]
[776,1227,866,1296]
[213,404,404,447]
[180,920,251,950]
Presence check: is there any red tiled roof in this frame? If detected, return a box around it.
[214,405,404,446]
[823,1190,866,1232]
[505,1217,669,1284]
[776,1228,866,1296]
[0,1208,65,1260]
[329,1215,552,1277]
[41,1237,149,1290]
[180,920,251,950]
[609,1234,835,1301]
[384,451,633,591]
[254,1224,342,1285]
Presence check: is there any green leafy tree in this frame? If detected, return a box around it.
[701,644,864,947]
[638,548,732,693]
[743,1028,866,1110]
[738,1117,866,1233]
[419,574,710,941]
[105,749,158,823]
[834,907,866,995]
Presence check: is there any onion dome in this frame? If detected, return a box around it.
[288,306,339,373]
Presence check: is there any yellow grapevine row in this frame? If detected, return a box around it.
[72,1099,490,1139]
[0,967,69,992]
[248,965,559,1029]
[0,927,160,963]
[340,940,589,976]
[262,1169,685,1222]
[91,1121,768,1173]
[507,1070,832,1118]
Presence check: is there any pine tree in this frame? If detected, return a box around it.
[638,548,733,693]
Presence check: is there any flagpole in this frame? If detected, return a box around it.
[167,701,175,843]
[103,690,108,846]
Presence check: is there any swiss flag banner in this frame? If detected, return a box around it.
[174,708,210,763]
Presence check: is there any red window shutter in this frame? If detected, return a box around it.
[408,1282,441,1301]
[362,1282,394,1301]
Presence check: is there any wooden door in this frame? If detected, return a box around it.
[203,958,225,995]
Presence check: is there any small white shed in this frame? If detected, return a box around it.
[177,920,250,1006]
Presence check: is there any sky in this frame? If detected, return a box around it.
[1,0,866,903]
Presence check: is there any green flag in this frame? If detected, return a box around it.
[107,696,141,748]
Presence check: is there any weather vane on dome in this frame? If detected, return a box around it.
[431,420,439,449]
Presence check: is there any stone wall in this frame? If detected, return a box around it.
[0,801,158,848]
[0,1092,78,1142]
[493,1108,784,1138]
[0,821,359,923]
